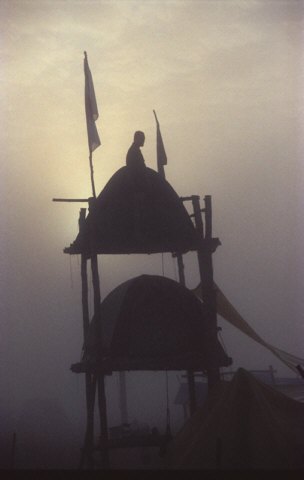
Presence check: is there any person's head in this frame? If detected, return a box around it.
[134,131,145,147]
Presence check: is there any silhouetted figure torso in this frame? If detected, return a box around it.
[125,131,147,240]
[126,143,145,168]
[126,131,146,170]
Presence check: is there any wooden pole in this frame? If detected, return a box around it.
[119,372,128,425]
[84,50,97,199]
[204,195,212,240]
[89,151,96,199]
[88,197,110,468]
[52,198,89,203]
[192,195,220,388]
[187,370,197,415]
[78,208,96,469]
[80,209,90,342]
[175,252,197,415]
[91,253,110,468]
[176,254,186,287]
[203,195,220,387]
[79,375,97,470]
[91,254,101,313]
[296,364,304,379]
[88,198,101,318]
[98,374,110,468]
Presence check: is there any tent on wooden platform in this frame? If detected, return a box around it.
[64,166,198,255]
[75,274,232,373]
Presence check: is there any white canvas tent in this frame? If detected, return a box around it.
[164,369,304,469]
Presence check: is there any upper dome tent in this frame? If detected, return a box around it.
[64,166,198,255]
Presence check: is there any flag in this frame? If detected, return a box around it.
[192,281,304,375]
[84,51,101,152]
[153,110,167,178]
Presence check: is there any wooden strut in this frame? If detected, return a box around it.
[79,374,97,470]
[78,208,96,470]
[52,198,89,203]
[175,252,197,416]
[89,151,97,199]
[119,371,128,425]
[78,203,110,469]
[191,195,220,388]
[98,374,109,468]
[80,209,90,341]
[89,198,110,469]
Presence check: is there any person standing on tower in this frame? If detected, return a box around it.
[126,131,146,169]
[125,131,147,239]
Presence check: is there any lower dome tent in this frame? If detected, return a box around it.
[83,274,231,372]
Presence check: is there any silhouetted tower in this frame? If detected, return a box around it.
[56,165,231,468]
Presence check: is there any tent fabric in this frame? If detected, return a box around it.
[164,368,304,469]
[192,282,304,375]
[64,166,198,255]
[83,275,232,371]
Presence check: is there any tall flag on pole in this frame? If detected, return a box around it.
[84,51,101,153]
[153,110,167,179]
[84,51,100,197]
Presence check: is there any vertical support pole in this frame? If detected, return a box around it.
[182,404,188,423]
[91,254,101,317]
[187,370,197,415]
[269,365,276,385]
[80,375,97,470]
[80,209,90,342]
[192,195,220,389]
[204,195,220,387]
[176,253,197,415]
[89,151,96,198]
[176,253,186,287]
[119,372,128,425]
[296,364,304,379]
[98,374,110,469]
[191,195,206,286]
[204,195,212,240]
[79,208,96,470]
[88,197,110,469]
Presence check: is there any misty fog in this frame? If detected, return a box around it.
[1,0,303,470]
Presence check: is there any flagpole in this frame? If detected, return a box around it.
[153,109,167,179]
[153,109,158,125]
[84,51,100,199]
[84,51,96,198]
[89,150,96,198]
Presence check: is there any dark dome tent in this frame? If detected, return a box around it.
[64,166,198,255]
[72,274,231,374]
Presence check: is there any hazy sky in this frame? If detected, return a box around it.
[1,0,304,435]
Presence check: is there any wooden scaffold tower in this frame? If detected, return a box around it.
[54,163,232,468]
[53,53,231,469]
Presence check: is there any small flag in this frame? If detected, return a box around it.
[84,51,101,152]
[153,110,167,179]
